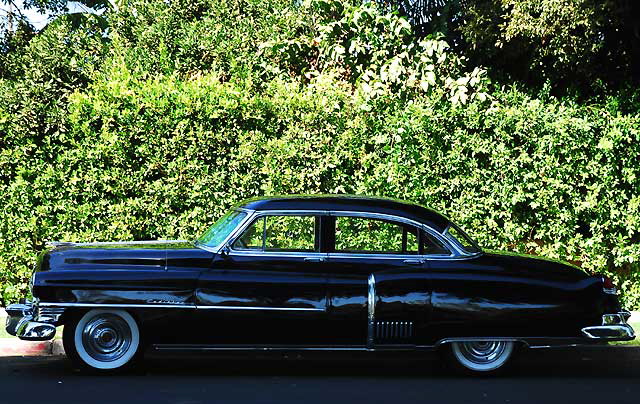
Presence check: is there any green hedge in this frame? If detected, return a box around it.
[1,0,639,308]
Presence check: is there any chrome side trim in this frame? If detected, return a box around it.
[197,305,324,312]
[38,302,323,311]
[39,302,198,309]
[367,274,376,349]
[45,240,190,248]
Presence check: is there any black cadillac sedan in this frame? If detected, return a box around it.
[5,195,635,374]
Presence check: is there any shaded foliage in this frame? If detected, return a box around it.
[384,0,640,96]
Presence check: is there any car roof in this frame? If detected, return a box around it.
[237,195,451,233]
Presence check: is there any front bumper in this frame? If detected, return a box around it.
[5,303,56,341]
[581,311,635,341]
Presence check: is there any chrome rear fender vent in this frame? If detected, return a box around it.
[375,321,413,340]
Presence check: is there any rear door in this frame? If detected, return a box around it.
[195,212,330,345]
[324,214,448,347]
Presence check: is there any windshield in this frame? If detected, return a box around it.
[445,225,482,254]
[197,210,248,248]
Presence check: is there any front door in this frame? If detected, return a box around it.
[195,213,330,345]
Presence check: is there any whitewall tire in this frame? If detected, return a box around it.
[64,309,140,371]
[447,340,515,374]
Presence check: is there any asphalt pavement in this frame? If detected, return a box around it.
[1,347,639,404]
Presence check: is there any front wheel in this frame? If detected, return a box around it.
[63,309,141,372]
[446,340,515,375]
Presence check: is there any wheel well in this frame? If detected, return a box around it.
[436,338,529,350]
[60,308,86,326]
[60,308,142,328]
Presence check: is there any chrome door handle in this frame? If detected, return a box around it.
[304,257,326,263]
[403,259,424,265]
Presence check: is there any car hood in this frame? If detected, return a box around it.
[38,240,215,271]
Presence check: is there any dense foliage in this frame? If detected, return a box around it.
[388,0,640,96]
[1,0,639,308]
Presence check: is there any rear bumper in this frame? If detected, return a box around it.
[581,311,635,341]
[5,303,56,341]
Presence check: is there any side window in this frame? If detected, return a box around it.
[446,225,482,253]
[232,215,317,252]
[421,231,450,255]
[334,216,419,254]
[233,217,265,250]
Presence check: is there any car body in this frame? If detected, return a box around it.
[5,195,635,373]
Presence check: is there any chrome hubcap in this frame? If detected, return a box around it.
[82,314,132,362]
[457,341,508,365]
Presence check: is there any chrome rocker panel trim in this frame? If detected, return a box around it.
[153,344,370,352]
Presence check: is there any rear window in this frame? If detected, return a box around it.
[334,216,418,254]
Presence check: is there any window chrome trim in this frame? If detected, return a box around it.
[328,253,417,260]
[329,210,457,258]
[193,244,219,253]
[442,224,483,257]
[210,209,258,254]
[194,208,257,254]
[226,210,329,254]
[227,250,328,259]
[214,208,479,260]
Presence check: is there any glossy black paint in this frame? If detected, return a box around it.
[423,253,602,343]
[194,252,329,344]
[28,196,623,349]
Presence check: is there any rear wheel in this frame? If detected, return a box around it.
[63,309,141,372]
[446,340,515,375]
